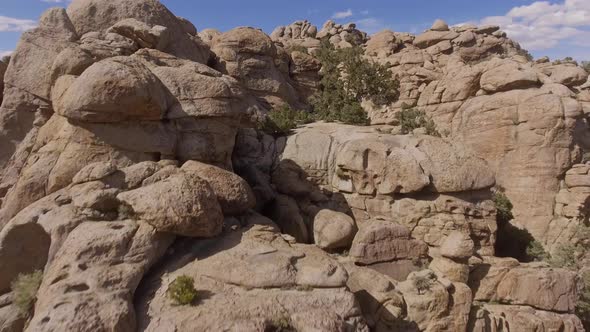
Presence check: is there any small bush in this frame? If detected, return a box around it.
[493,190,514,223]
[526,241,550,262]
[267,316,296,332]
[582,61,590,74]
[550,243,580,269]
[11,270,43,318]
[167,275,198,306]
[310,40,399,125]
[395,106,440,137]
[413,275,433,295]
[259,104,313,136]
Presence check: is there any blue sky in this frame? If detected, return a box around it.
[1,0,589,60]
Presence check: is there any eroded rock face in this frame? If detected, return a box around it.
[211,27,300,109]
[136,222,368,331]
[469,257,579,312]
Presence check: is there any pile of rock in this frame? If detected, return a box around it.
[0,1,588,331]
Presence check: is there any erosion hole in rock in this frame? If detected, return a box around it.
[0,222,51,293]
[65,283,90,293]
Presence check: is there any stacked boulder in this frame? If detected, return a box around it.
[0,2,588,331]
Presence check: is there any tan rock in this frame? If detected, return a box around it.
[350,220,428,264]
[117,172,223,237]
[181,160,255,215]
[27,221,173,332]
[135,224,368,331]
[480,61,539,93]
[313,209,357,249]
[440,230,475,259]
[54,56,170,122]
[67,0,209,63]
[469,304,584,332]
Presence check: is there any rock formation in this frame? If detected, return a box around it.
[0,2,588,331]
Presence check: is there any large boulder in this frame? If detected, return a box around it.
[66,0,209,63]
[53,56,170,122]
[313,209,356,249]
[349,220,428,265]
[211,27,300,108]
[135,223,368,331]
[28,221,173,332]
[469,257,580,312]
[181,160,255,215]
[117,172,223,237]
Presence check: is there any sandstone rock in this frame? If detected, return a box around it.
[27,221,173,332]
[107,18,170,50]
[440,230,474,259]
[136,224,368,331]
[413,30,459,49]
[429,256,469,283]
[366,30,400,58]
[469,304,584,332]
[313,209,356,249]
[54,56,170,122]
[211,27,299,108]
[350,220,428,264]
[0,293,25,332]
[480,60,540,93]
[469,257,579,312]
[72,161,118,184]
[181,160,255,215]
[431,19,449,31]
[67,0,209,63]
[117,172,223,237]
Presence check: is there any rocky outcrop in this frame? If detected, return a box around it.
[136,222,368,331]
[0,2,588,330]
[210,27,301,110]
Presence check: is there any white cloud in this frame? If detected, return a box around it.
[41,0,69,2]
[360,10,370,16]
[332,9,353,19]
[473,0,590,53]
[0,50,12,58]
[0,16,37,32]
[357,18,390,34]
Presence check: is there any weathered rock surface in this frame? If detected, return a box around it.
[136,222,368,331]
[469,257,579,312]
[350,220,428,264]
[313,209,357,249]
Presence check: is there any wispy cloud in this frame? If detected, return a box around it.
[360,10,370,16]
[0,16,37,32]
[332,9,353,19]
[466,0,590,54]
[0,50,13,58]
[357,17,390,34]
[40,0,69,3]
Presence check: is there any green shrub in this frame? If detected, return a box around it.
[11,270,43,318]
[310,40,399,125]
[268,316,296,332]
[395,106,440,137]
[583,61,590,73]
[259,104,313,136]
[526,241,550,262]
[550,243,580,269]
[413,275,433,295]
[493,190,514,223]
[493,189,538,261]
[167,275,198,306]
